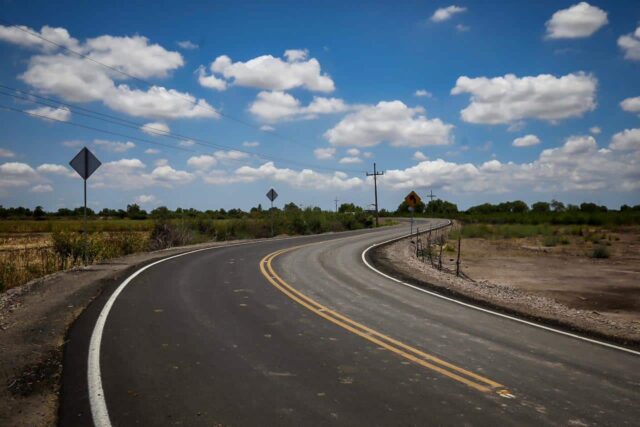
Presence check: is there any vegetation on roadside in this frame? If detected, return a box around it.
[0,202,383,292]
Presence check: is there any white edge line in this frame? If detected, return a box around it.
[87,233,334,427]
[361,220,640,357]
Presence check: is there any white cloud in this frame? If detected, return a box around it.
[610,129,640,151]
[233,162,363,190]
[545,2,608,39]
[430,6,467,22]
[94,139,135,153]
[249,91,349,122]
[414,89,432,98]
[30,184,53,193]
[242,141,260,148]
[0,148,15,158]
[512,134,541,147]
[105,85,218,119]
[455,24,470,32]
[338,156,362,164]
[177,40,198,50]
[179,139,195,147]
[36,163,76,177]
[314,147,336,160]
[144,148,160,154]
[26,105,71,122]
[62,140,83,148]
[260,125,275,132]
[187,154,218,170]
[0,162,38,188]
[213,150,250,162]
[90,158,194,189]
[135,194,158,204]
[451,72,597,124]
[589,126,601,135]
[199,51,335,92]
[346,148,360,156]
[620,96,640,115]
[155,158,169,167]
[618,27,640,61]
[7,26,218,120]
[324,100,453,147]
[197,65,227,91]
[382,135,640,193]
[413,151,428,161]
[140,121,170,136]
[0,25,79,51]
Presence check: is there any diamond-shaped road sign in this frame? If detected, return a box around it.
[70,147,101,180]
[266,188,278,202]
[404,191,421,207]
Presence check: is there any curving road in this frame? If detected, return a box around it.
[60,219,640,426]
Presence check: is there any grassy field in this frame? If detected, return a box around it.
[0,212,382,292]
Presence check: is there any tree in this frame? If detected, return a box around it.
[126,203,148,220]
[550,199,565,212]
[425,199,458,215]
[33,205,46,219]
[338,203,362,213]
[531,202,550,213]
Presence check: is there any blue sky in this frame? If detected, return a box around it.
[0,0,638,211]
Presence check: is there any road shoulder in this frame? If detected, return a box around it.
[369,235,640,349]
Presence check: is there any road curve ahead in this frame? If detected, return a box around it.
[60,220,640,426]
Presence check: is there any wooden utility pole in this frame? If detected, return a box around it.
[366,163,384,227]
[334,197,339,213]
[427,189,437,202]
[456,230,462,277]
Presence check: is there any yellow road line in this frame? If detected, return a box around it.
[259,247,512,397]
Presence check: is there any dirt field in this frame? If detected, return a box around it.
[375,225,640,344]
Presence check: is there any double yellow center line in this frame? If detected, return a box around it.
[260,246,514,398]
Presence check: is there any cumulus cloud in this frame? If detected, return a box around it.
[512,134,541,147]
[260,125,275,132]
[324,101,453,147]
[620,96,640,115]
[197,65,227,91]
[610,129,640,151]
[135,194,158,204]
[589,126,601,135]
[338,156,362,164]
[249,91,349,122]
[94,139,135,152]
[383,134,640,193]
[618,26,640,61]
[91,158,193,189]
[144,148,160,155]
[177,40,198,50]
[0,25,79,51]
[187,154,218,170]
[140,121,170,136]
[451,72,597,124]
[4,25,218,120]
[0,162,38,188]
[36,163,76,177]
[314,147,336,160]
[242,141,260,148]
[413,151,428,161]
[430,6,467,22]
[414,89,432,98]
[545,2,608,39]
[198,51,334,92]
[26,106,71,122]
[31,184,53,193]
[0,148,15,158]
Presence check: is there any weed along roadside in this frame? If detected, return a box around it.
[0,205,385,292]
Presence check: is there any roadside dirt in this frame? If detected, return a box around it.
[0,238,267,427]
[372,233,640,347]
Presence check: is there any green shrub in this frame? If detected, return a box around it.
[591,245,610,259]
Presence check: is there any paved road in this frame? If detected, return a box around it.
[60,220,640,426]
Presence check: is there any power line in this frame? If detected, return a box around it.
[0,85,365,174]
[0,19,338,153]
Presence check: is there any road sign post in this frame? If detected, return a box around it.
[70,147,101,264]
[405,191,421,236]
[266,188,278,237]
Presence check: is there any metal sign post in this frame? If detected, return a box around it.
[266,188,278,237]
[405,191,421,236]
[69,147,101,264]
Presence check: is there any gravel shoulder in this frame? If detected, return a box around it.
[370,235,640,349]
[0,238,270,427]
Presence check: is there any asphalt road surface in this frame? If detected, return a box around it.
[60,219,640,426]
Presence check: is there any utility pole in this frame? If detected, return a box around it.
[334,197,339,213]
[427,189,437,202]
[366,163,384,227]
